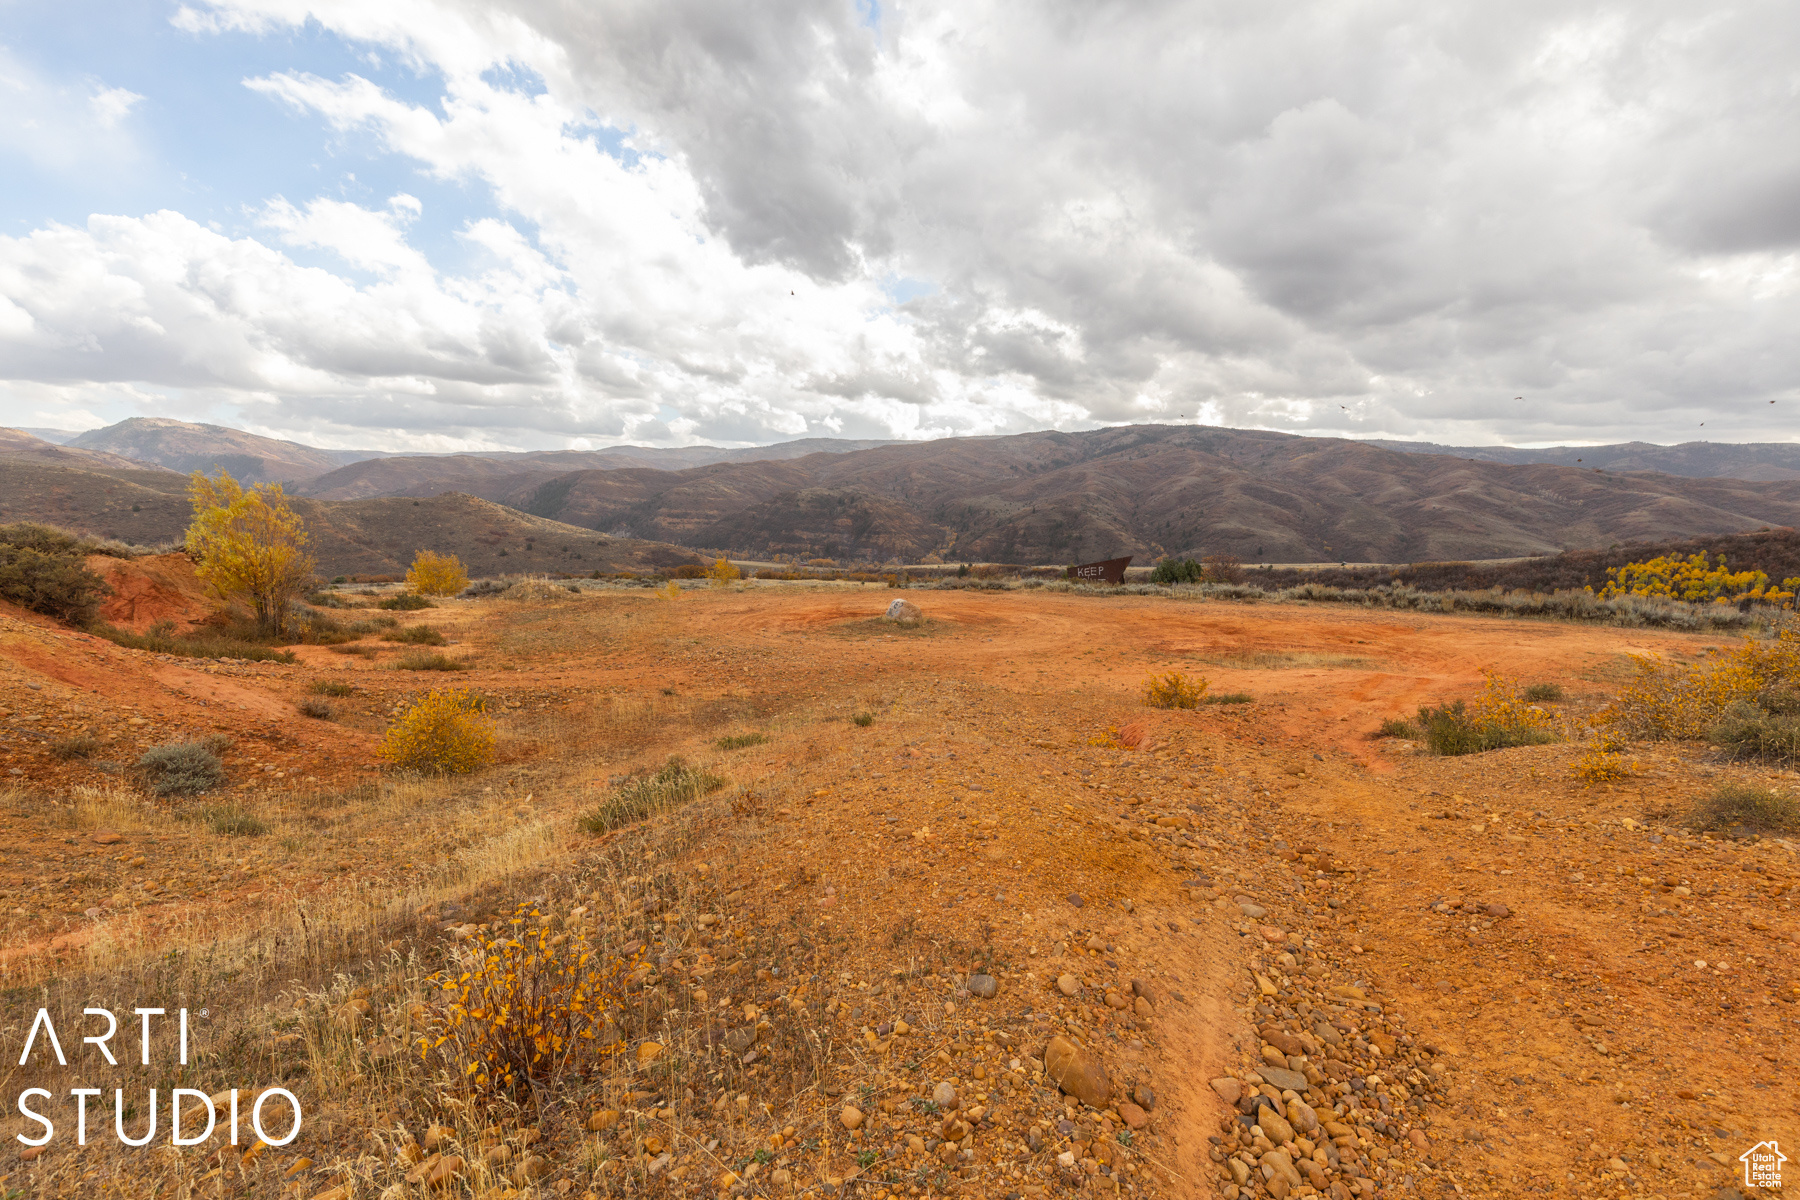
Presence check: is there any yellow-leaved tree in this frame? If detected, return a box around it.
[406,550,469,597]
[186,470,315,637]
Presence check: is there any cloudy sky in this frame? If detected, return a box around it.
[1,0,1796,452]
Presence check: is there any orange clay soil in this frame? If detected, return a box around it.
[0,580,1795,1200]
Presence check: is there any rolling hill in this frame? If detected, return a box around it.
[64,418,381,484]
[1,426,164,472]
[0,459,700,578]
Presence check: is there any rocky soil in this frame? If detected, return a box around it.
[0,579,1794,1199]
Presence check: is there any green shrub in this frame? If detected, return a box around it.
[1708,701,1800,766]
[310,680,355,697]
[1376,717,1419,738]
[1416,699,1557,756]
[138,741,226,796]
[203,806,269,836]
[392,651,467,671]
[578,757,725,833]
[1149,557,1205,585]
[1687,783,1798,835]
[852,712,875,727]
[51,734,100,760]
[0,523,110,624]
[1523,683,1565,702]
[383,623,446,646]
[716,732,768,750]
[378,593,434,611]
[299,698,333,720]
[331,643,379,657]
[1204,692,1254,705]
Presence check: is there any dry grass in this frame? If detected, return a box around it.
[1688,783,1800,835]
[1198,650,1376,670]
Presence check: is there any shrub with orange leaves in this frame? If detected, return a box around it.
[405,549,469,597]
[378,689,494,774]
[420,901,634,1102]
[1143,671,1207,709]
[1572,747,1638,785]
[1597,551,1793,607]
[1591,629,1800,742]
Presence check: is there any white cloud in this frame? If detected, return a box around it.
[4,0,1799,449]
[88,86,144,128]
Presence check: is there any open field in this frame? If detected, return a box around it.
[0,579,1795,1199]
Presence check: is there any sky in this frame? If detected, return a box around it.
[0,0,1796,453]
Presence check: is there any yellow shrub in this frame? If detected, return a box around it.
[1143,671,1208,709]
[379,689,494,774]
[421,902,632,1101]
[406,550,470,597]
[655,581,682,602]
[708,557,741,584]
[1572,747,1637,785]
[1598,551,1780,605]
[1592,630,1800,741]
[1469,672,1557,737]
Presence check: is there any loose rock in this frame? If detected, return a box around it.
[967,973,998,999]
[1043,1035,1111,1106]
[884,599,923,624]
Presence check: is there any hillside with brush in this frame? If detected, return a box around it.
[407,426,1800,564]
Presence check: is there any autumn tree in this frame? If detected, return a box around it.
[185,469,315,637]
[406,549,470,597]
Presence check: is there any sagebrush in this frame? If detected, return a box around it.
[138,741,227,796]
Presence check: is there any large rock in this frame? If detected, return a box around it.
[884,599,922,624]
[1259,1066,1309,1093]
[1043,1035,1111,1107]
[1256,1108,1295,1145]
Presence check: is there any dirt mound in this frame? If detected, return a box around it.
[86,552,216,631]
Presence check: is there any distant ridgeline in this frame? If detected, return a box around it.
[1235,527,1800,599]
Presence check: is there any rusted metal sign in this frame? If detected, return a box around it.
[1067,556,1132,584]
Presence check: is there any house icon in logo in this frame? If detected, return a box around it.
[1740,1140,1785,1189]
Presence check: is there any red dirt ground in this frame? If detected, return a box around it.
[0,578,1795,1199]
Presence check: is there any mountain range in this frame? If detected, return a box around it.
[5,420,1799,566]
